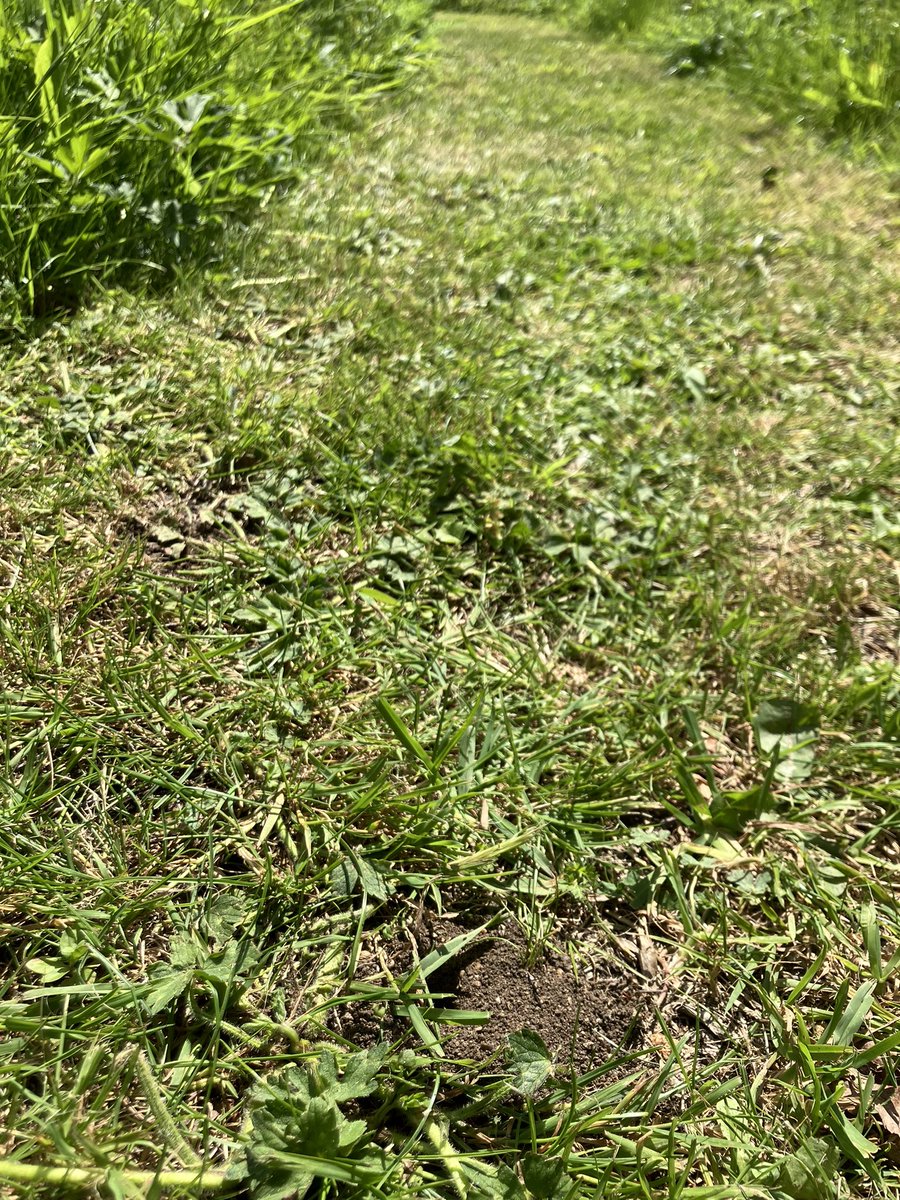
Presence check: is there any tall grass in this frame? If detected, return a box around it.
[566,0,898,154]
[567,0,666,38]
[437,0,559,16]
[0,0,427,323]
[661,0,898,149]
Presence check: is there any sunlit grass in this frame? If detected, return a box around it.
[0,0,426,325]
[0,10,898,1199]
[445,0,899,155]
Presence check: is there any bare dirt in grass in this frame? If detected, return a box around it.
[431,921,645,1072]
[332,916,649,1076]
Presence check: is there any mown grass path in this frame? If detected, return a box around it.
[1,13,898,1199]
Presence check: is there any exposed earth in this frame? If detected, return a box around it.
[329,910,742,1086]
[428,920,644,1073]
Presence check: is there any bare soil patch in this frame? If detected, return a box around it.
[433,921,645,1073]
[333,915,647,1076]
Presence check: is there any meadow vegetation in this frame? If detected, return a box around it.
[0,4,899,1200]
[643,0,897,154]
[445,0,899,154]
[0,0,427,324]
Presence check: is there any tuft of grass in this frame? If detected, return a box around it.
[0,0,427,325]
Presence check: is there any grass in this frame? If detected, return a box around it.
[0,0,426,325]
[458,0,898,157]
[0,9,899,1198]
[643,0,899,156]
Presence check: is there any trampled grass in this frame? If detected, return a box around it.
[0,11,898,1199]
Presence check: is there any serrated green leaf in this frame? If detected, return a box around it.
[336,1116,368,1149]
[198,937,260,994]
[145,966,192,1015]
[777,1137,839,1200]
[329,1045,386,1102]
[507,1029,553,1096]
[206,894,249,945]
[521,1152,567,1199]
[294,1096,344,1156]
[246,1047,386,1200]
[169,932,199,969]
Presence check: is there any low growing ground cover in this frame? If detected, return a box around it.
[0,11,898,1199]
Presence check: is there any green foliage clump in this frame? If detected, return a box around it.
[0,0,427,323]
[239,1048,388,1199]
[661,0,898,147]
[438,0,558,15]
[563,0,898,152]
[567,0,668,37]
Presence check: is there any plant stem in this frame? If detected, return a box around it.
[0,1159,229,1192]
[133,1049,203,1169]
[422,1115,468,1199]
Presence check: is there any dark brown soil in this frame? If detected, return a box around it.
[434,922,645,1074]
[332,916,647,1077]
